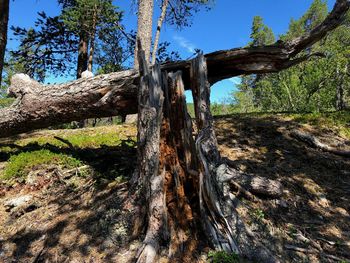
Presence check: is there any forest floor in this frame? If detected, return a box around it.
[0,113,349,263]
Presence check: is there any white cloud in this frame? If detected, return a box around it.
[173,35,196,54]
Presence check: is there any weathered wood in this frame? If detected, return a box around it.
[0,71,138,138]
[192,54,278,262]
[135,47,167,263]
[291,130,350,157]
[0,0,348,139]
[0,0,9,86]
[218,162,283,198]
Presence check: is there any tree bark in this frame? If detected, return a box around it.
[134,46,167,263]
[151,0,169,65]
[0,71,138,138]
[88,4,97,72]
[77,31,89,79]
[133,53,280,262]
[134,0,154,69]
[0,0,349,139]
[336,63,346,111]
[0,0,9,86]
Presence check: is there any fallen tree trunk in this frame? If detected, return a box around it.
[0,0,348,139]
[291,130,350,157]
[0,71,139,138]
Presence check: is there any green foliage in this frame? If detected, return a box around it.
[0,125,137,181]
[11,12,78,81]
[252,209,265,221]
[233,0,350,113]
[249,16,275,46]
[207,250,240,263]
[0,98,14,108]
[1,150,82,180]
[165,0,214,28]
[187,103,236,117]
[10,0,124,81]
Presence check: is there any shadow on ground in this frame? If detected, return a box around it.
[0,136,141,262]
[215,115,350,262]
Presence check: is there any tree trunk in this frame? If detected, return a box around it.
[88,5,97,72]
[151,0,169,65]
[0,0,9,86]
[134,51,280,262]
[336,63,346,111]
[134,0,154,69]
[77,31,89,79]
[0,71,138,138]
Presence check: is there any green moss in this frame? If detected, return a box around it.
[1,150,82,180]
[207,250,240,263]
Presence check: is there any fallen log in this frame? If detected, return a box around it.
[291,130,350,157]
[216,164,283,198]
[0,0,349,139]
[0,71,139,138]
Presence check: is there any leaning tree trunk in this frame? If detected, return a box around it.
[134,47,281,262]
[0,0,9,86]
[151,0,169,65]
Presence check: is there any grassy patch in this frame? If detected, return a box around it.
[15,126,136,149]
[287,111,350,138]
[0,98,15,108]
[1,150,82,180]
[0,125,137,181]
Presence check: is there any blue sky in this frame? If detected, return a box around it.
[7,0,336,102]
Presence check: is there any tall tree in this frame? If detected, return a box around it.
[135,0,213,67]
[233,0,350,113]
[61,0,121,76]
[237,16,275,110]
[0,0,10,87]
[249,16,275,47]
[134,0,154,69]
[11,0,122,82]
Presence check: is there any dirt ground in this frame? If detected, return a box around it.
[0,115,349,262]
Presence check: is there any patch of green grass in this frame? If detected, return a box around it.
[287,111,350,138]
[16,128,135,149]
[0,98,15,108]
[1,150,82,180]
[207,250,240,263]
[252,208,265,221]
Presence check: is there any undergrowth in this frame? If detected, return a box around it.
[0,125,137,181]
[1,150,82,180]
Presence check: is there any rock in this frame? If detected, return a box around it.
[81,70,94,78]
[4,195,33,211]
[125,114,138,124]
